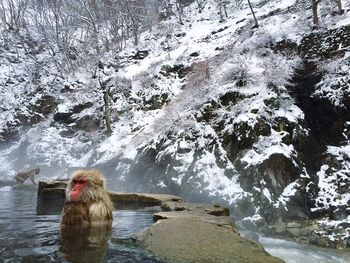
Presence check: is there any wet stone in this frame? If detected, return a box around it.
[37,180,284,262]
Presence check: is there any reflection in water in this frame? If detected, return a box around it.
[60,224,111,263]
[0,186,160,262]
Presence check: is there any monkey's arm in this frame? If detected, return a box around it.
[29,173,36,185]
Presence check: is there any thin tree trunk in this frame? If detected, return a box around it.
[247,0,258,28]
[312,0,319,25]
[99,78,113,135]
[176,1,183,24]
[103,87,112,135]
[337,0,344,14]
[218,3,224,22]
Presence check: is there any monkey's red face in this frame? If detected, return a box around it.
[70,178,88,201]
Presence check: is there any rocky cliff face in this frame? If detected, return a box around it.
[0,0,349,248]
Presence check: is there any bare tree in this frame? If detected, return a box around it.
[247,0,258,28]
[195,0,205,13]
[217,0,229,22]
[175,0,184,24]
[336,0,344,15]
[99,76,113,135]
[311,0,319,25]
[120,0,147,46]
[0,0,29,32]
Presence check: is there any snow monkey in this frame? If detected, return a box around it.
[61,169,113,226]
[14,167,40,185]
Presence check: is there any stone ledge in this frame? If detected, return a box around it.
[133,217,284,263]
[36,181,183,214]
[36,181,284,262]
[132,201,284,262]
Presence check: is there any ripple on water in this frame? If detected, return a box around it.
[0,186,12,192]
[33,245,60,255]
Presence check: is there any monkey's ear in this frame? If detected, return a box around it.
[89,169,105,188]
[95,176,105,188]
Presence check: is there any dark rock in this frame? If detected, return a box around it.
[298,25,350,60]
[158,10,174,21]
[175,32,186,38]
[0,127,20,142]
[75,115,100,132]
[160,64,192,79]
[237,153,301,218]
[178,0,195,6]
[189,51,200,57]
[143,93,169,110]
[131,50,149,60]
[286,61,348,174]
[1,95,56,135]
[53,102,94,124]
[276,26,350,61]
[72,102,93,114]
[53,111,74,123]
[14,112,42,126]
[223,117,271,161]
[273,39,298,58]
[260,154,300,195]
[160,203,172,211]
[33,95,57,115]
[211,26,229,35]
[272,117,307,148]
[98,60,104,69]
[219,91,245,106]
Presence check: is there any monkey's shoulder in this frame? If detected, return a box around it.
[88,201,113,223]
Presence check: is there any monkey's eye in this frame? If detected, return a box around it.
[72,179,84,184]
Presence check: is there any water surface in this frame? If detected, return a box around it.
[241,231,350,263]
[2,186,350,263]
[0,186,160,262]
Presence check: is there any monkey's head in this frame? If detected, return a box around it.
[66,169,106,203]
